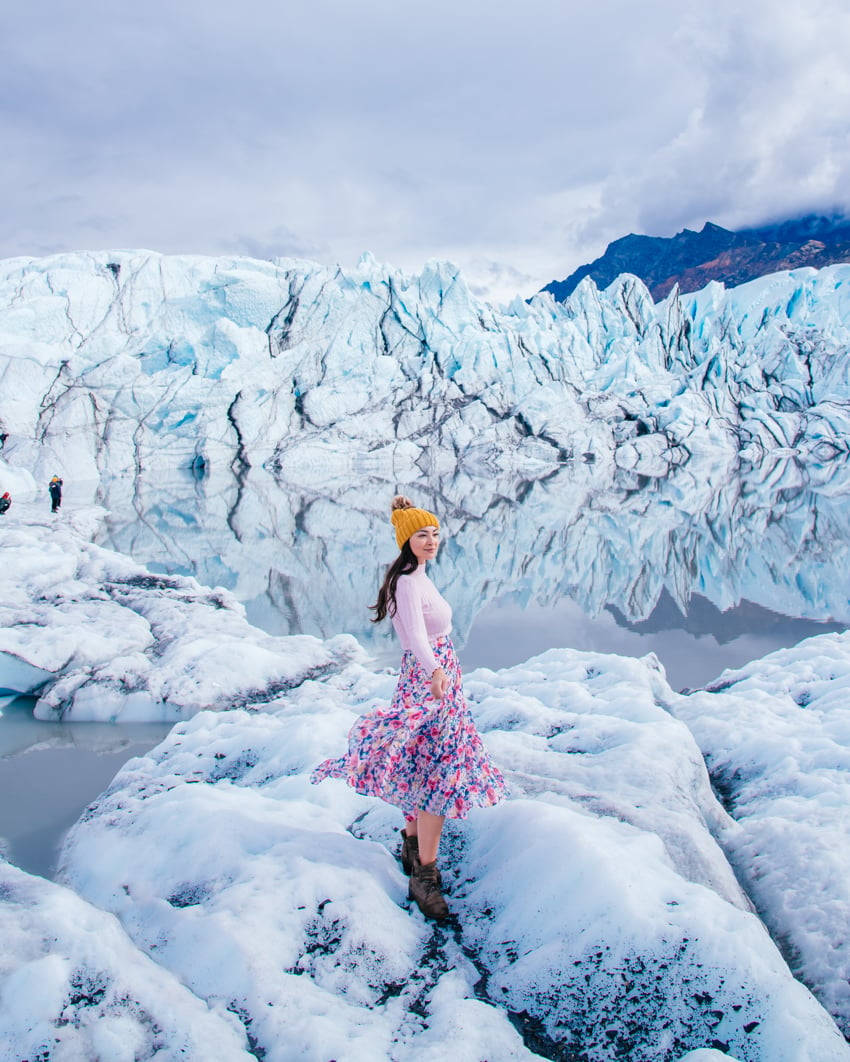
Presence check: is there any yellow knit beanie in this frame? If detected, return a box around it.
[390,495,440,549]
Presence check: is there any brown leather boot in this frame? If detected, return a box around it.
[399,828,419,875]
[399,829,442,885]
[409,860,449,921]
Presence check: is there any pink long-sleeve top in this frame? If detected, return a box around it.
[390,564,452,676]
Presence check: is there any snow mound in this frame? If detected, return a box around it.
[0,859,254,1061]
[673,631,850,1038]
[58,650,848,1061]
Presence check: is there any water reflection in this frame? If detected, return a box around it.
[0,697,170,877]
[90,454,850,687]
[465,591,842,692]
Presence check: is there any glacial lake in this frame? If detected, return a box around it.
[0,695,172,878]
[3,455,849,877]
[92,459,850,692]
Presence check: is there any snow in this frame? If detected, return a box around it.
[55,646,848,1059]
[672,633,850,1038]
[0,859,254,1061]
[0,456,36,496]
[55,705,540,1060]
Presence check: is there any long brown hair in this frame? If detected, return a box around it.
[370,540,418,622]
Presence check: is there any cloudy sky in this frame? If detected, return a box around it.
[3,0,850,301]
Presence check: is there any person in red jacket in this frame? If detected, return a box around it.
[0,491,10,515]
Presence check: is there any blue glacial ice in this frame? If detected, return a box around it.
[3,252,850,1059]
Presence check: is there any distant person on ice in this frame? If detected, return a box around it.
[311,496,505,921]
[48,475,63,513]
[0,491,10,515]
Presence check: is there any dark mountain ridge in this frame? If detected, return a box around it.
[542,213,850,302]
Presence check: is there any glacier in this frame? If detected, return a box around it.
[3,250,850,1059]
[4,248,850,645]
[673,638,850,1038]
[2,251,850,491]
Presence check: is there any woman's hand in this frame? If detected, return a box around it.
[430,667,448,701]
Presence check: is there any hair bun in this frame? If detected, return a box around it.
[391,494,414,511]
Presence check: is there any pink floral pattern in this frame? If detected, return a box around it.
[311,636,506,819]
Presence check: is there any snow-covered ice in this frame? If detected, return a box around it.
[673,634,850,1039]
[56,647,849,1060]
[0,859,254,1061]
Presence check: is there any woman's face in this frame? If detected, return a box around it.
[408,526,440,564]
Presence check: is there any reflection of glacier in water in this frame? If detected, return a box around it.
[93,454,850,690]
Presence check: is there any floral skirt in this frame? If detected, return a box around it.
[310,636,506,819]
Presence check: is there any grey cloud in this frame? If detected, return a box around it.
[3,0,850,301]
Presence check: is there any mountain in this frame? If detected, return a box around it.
[542,214,850,302]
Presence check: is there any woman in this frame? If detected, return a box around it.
[311,496,505,920]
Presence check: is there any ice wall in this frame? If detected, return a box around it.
[2,251,850,492]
